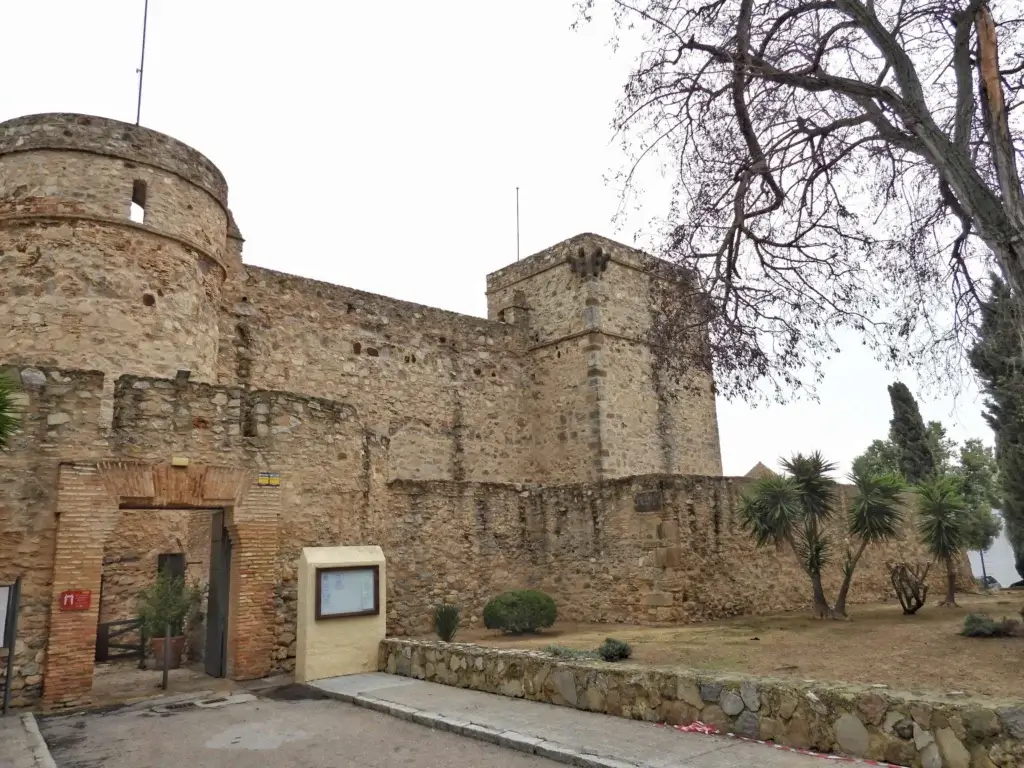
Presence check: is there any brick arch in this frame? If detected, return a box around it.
[43,461,280,710]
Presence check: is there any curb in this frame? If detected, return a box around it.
[21,713,57,768]
[309,684,643,768]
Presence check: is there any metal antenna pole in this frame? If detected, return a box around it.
[516,187,520,261]
[136,0,150,125]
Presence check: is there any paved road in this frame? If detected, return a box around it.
[37,692,560,768]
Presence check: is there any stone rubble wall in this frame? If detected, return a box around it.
[221,266,538,485]
[381,639,1024,768]
[484,234,723,482]
[0,363,968,708]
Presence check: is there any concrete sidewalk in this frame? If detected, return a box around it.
[309,673,826,768]
[0,713,55,768]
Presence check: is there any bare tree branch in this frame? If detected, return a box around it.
[577,0,1024,401]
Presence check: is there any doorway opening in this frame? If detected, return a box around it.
[92,506,233,703]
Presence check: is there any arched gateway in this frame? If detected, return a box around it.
[44,461,279,709]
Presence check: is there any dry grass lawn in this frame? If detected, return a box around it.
[441,593,1024,700]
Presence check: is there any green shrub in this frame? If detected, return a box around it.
[137,570,205,638]
[597,637,632,662]
[544,644,597,660]
[962,613,1020,637]
[433,603,461,642]
[482,589,557,633]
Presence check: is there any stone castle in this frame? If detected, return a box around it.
[0,113,945,710]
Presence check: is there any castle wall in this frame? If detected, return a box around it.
[0,363,961,708]
[219,266,536,483]
[1,113,951,712]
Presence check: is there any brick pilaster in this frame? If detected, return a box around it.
[225,480,279,680]
[42,463,118,709]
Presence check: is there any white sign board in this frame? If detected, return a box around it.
[317,567,377,619]
[0,585,9,649]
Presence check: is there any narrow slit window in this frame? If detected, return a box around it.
[130,180,147,223]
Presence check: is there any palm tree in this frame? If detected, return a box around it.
[917,475,968,606]
[833,471,906,617]
[0,374,19,448]
[741,452,838,617]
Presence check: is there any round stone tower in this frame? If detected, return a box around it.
[0,113,236,383]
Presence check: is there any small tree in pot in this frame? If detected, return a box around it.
[137,570,205,670]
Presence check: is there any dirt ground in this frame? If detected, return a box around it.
[90,661,239,707]
[443,593,1024,699]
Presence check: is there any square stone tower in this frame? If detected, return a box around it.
[486,233,723,484]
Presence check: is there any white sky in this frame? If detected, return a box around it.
[4,0,995,482]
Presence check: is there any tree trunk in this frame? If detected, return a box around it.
[980,550,989,590]
[833,540,868,618]
[942,554,958,606]
[975,5,1024,325]
[810,570,834,618]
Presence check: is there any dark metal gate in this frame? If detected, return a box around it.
[204,510,231,678]
[95,618,146,666]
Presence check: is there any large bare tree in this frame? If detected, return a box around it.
[578,0,1024,401]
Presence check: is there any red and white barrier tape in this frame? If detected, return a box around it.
[656,721,902,767]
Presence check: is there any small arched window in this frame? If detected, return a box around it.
[130,180,147,223]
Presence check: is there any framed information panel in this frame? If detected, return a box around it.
[315,565,380,620]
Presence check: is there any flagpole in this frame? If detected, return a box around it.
[516,187,520,261]
[136,0,150,125]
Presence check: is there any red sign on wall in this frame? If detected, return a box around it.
[59,590,91,611]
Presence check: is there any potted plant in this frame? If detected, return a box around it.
[137,570,206,671]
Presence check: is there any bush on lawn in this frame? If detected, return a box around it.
[544,644,597,660]
[433,602,461,642]
[597,637,632,662]
[962,613,1020,637]
[482,589,557,633]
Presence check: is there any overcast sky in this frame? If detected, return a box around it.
[4,1,998,484]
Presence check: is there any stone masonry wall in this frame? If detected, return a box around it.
[485,234,723,483]
[0,363,966,708]
[381,640,1024,768]
[522,476,958,625]
[219,267,536,484]
[1,114,231,386]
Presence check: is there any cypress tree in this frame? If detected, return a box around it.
[969,275,1024,581]
[887,382,935,484]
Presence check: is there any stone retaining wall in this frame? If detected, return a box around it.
[380,639,1024,768]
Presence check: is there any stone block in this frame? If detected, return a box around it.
[720,690,744,716]
[654,547,681,568]
[914,723,935,750]
[935,727,970,768]
[834,712,870,758]
[700,704,729,732]
[677,681,703,710]
[997,706,1024,740]
[734,711,758,738]
[700,682,723,703]
[740,681,760,712]
[656,520,679,541]
[552,669,578,707]
[883,738,916,766]
[643,592,674,607]
[856,692,887,726]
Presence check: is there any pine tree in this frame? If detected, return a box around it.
[887,382,935,484]
[969,275,1024,581]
